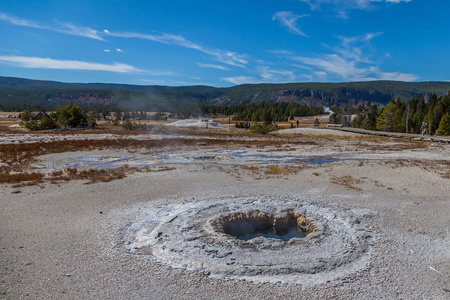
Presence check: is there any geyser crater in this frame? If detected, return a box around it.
[122,196,376,285]
[211,210,317,242]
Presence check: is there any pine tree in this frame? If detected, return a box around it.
[376,102,398,132]
[438,112,450,136]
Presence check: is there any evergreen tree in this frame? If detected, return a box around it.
[20,110,32,121]
[376,102,399,132]
[438,112,450,135]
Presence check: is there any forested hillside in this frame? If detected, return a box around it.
[1,76,450,112]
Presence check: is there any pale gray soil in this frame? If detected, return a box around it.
[1,128,449,299]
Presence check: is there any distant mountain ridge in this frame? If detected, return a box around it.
[1,76,450,111]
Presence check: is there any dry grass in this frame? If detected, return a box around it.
[57,168,126,183]
[141,166,176,173]
[0,135,256,184]
[1,124,444,185]
[0,134,320,172]
[330,175,364,190]
[264,166,299,175]
[241,166,260,171]
[241,165,299,176]
[424,160,450,179]
[1,163,177,185]
[294,133,388,142]
[2,167,127,185]
[0,171,44,183]
[296,133,429,151]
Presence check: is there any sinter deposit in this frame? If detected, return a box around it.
[123,196,376,285]
[167,118,227,128]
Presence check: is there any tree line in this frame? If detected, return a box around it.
[201,102,324,122]
[351,92,450,135]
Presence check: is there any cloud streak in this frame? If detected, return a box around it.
[197,63,230,70]
[289,32,417,82]
[299,0,413,18]
[273,11,309,37]
[0,55,144,73]
[300,0,412,9]
[291,52,417,82]
[0,12,104,40]
[103,30,248,67]
[222,66,296,85]
[257,66,296,83]
[221,76,258,85]
[1,11,248,69]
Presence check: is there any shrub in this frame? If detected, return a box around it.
[121,119,134,130]
[110,117,120,126]
[249,123,277,134]
[20,110,32,121]
[20,104,95,130]
[314,118,320,126]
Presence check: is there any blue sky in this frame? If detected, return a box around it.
[0,0,448,87]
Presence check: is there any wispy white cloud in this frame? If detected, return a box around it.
[0,11,41,27]
[257,66,296,83]
[197,63,230,70]
[0,12,104,40]
[221,76,258,85]
[290,33,417,81]
[372,0,412,3]
[103,30,248,67]
[0,55,144,73]
[272,11,309,37]
[1,11,248,69]
[292,54,368,81]
[292,53,417,82]
[376,71,417,81]
[140,78,215,86]
[104,49,111,52]
[323,32,383,63]
[299,0,412,18]
[300,0,412,9]
[55,22,105,40]
[336,32,382,46]
[268,50,294,55]
[116,48,124,53]
[222,66,296,85]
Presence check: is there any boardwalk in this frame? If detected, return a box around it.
[327,126,450,143]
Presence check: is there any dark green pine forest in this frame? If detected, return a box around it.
[350,93,450,135]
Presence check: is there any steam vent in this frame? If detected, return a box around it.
[124,196,375,285]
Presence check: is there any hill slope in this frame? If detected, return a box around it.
[1,76,449,111]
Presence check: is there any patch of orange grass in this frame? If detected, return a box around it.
[0,171,44,183]
[264,166,299,175]
[241,165,299,175]
[330,175,363,190]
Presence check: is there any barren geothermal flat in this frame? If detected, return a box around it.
[1,126,449,299]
